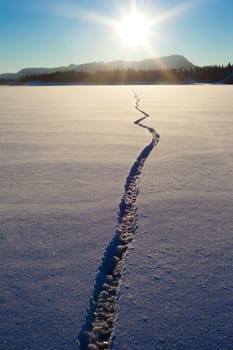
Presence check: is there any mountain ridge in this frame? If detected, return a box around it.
[0,55,196,80]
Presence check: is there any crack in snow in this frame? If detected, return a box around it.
[77,92,160,350]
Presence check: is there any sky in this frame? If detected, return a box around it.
[0,0,233,73]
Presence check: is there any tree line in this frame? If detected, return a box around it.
[1,63,233,84]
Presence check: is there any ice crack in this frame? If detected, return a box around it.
[77,92,159,350]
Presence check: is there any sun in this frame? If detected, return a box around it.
[117,12,151,46]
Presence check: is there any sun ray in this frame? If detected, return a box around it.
[53,0,193,29]
[149,1,195,26]
[52,0,196,53]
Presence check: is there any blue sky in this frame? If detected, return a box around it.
[0,0,233,73]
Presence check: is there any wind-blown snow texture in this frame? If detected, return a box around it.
[0,85,233,350]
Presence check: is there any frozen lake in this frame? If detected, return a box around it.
[0,85,233,350]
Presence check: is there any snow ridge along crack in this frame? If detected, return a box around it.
[77,92,160,350]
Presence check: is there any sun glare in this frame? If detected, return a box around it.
[117,12,151,46]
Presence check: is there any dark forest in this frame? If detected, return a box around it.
[1,64,233,84]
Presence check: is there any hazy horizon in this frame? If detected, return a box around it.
[0,54,231,76]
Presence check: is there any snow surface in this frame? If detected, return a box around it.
[0,85,233,350]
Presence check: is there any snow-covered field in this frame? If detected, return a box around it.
[0,85,233,350]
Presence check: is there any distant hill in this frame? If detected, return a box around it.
[0,55,196,80]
